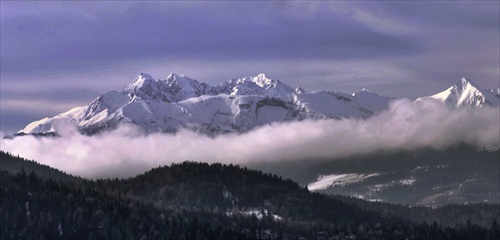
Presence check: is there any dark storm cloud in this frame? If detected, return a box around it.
[377,1,499,30]
[0,1,421,76]
[336,1,500,94]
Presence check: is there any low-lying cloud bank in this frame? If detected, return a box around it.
[1,99,498,179]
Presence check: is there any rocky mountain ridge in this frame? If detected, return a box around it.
[18,73,392,135]
[17,74,498,136]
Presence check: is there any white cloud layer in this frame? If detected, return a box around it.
[1,99,498,179]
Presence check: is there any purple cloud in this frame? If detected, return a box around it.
[0,1,498,133]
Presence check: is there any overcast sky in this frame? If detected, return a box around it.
[1,1,499,134]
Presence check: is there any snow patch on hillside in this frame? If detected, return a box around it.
[307,173,380,191]
[226,209,282,221]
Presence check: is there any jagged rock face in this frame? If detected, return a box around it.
[24,72,480,136]
[122,73,215,102]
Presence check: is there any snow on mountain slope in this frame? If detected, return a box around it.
[352,89,393,113]
[422,78,500,107]
[17,73,392,135]
[214,73,295,101]
[20,107,87,134]
[293,91,372,119]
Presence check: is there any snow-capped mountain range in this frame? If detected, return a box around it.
[17,74,499,136]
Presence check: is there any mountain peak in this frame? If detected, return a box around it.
[255,73,269,79]
[455,77,478,91]
[294,87,306,94]
[132,73,155,85]
[123,73,156,95]
[157,73,213,102]
[138,72,154,80]
[164,73,198,85]
[252,73,273,87]
[167,72,179,78]
[166,72,185,80]
[428,78,499,107]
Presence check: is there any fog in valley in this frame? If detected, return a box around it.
[2,99,498,179]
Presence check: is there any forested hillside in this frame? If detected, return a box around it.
[1,151,499,239]
[299,146,500,206]
[0,151,79,181]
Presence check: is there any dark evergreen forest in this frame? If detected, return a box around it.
[1,151,499,240]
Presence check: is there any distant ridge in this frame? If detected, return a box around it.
[17,74,498,136]
[17,73,392,135]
